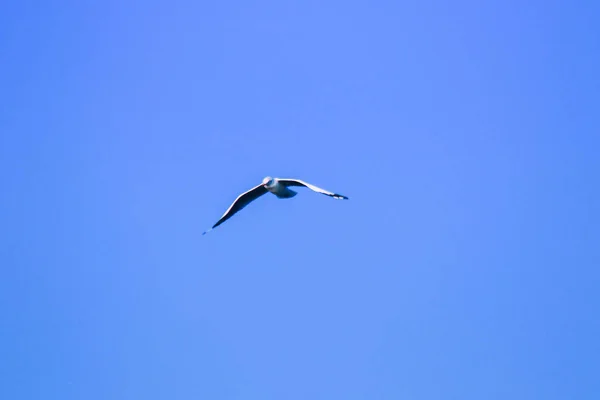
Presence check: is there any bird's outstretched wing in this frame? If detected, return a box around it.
[203,184,268,234]
[279,179,348,200]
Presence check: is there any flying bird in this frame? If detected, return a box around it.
[203,176,348,234]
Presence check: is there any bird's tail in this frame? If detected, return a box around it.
[275,188,297,199]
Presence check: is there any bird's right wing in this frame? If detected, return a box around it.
[204,184,268,234]
[278,179,348,200]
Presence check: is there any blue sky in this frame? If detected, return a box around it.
[1,1,599,399]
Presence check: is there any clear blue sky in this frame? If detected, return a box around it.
[1,1,599,399]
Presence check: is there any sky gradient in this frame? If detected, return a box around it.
[1,1,599,399]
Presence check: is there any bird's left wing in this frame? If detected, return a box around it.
[203,184,268,234]
[279,179,348,200]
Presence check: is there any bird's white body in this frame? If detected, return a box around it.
[262,176,297,198]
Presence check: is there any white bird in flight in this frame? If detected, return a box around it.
[203,176,348,234]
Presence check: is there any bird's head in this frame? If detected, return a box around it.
[262,176,274,187]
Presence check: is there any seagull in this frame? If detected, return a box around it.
[203,176,348,234]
